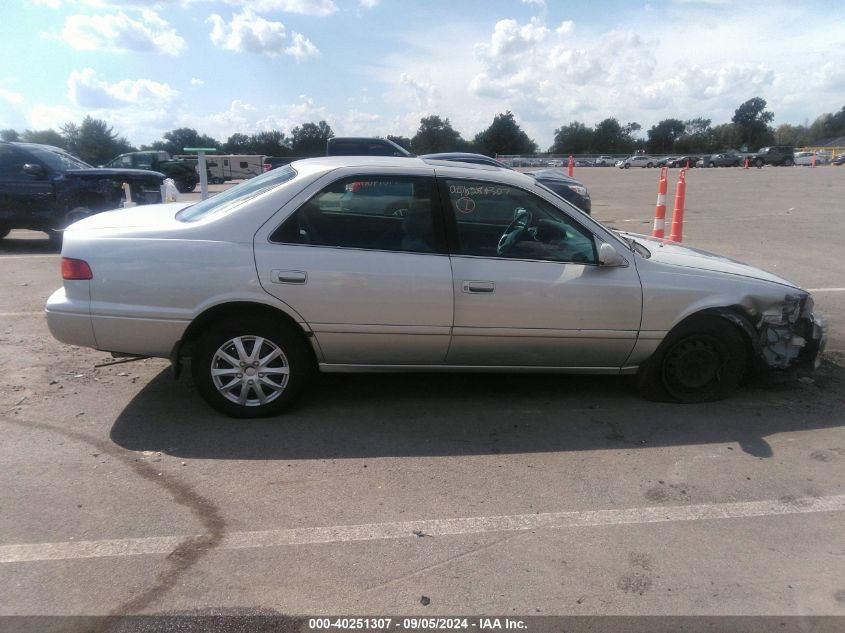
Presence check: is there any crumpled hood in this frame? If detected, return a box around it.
[622,232,802,289]
[66,202,192,231]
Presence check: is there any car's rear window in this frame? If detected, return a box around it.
[177,165,297,222]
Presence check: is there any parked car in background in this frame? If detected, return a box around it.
[104,150,198,193]
[420,152,591,214]
[833,153,845,165]
[794,151,828,166]
[618,156,656,168]
[574,158,593,167]
[668,156,700,168]
[0,142,165,247]
[547,159,564,167]
[705,154,743,167]
[46,156,826,418]
[326,137,413,157]
[524,168,592,214]
[750,146,794,167]
[593,156,615,167]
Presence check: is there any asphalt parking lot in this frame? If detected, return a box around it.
[1,166,844,630]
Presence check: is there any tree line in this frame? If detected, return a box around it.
[2,98,844,167]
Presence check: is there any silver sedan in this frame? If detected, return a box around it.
[46,157,826,417]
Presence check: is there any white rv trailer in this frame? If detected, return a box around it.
[175,154,265,183]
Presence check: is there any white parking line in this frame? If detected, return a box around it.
[0,312,43,317]
[2,494,844,564]
[807,288,845,293]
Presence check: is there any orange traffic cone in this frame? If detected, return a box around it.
[567,155,574,177]
[668,168,687,243]
[743,158,749,169]
[652,166,669,238]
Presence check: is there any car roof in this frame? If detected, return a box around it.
[1,141,67,152]
[288,155,538,188]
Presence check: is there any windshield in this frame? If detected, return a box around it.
[177,165,298,222]
[28,146,92,171]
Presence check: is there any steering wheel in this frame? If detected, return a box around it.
[497,208,532,255]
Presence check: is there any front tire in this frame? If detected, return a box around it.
[0,225,9,239]
[192,317,312,418]
[176,178,198,193]
[783,158,794,167]
[637,316,748,403]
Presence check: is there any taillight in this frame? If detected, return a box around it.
[62,257,93,280]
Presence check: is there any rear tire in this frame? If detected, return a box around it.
[784,158,794,167]
[47,206,93,251]
[637,315,748,403]
[191,316,312,418]
[176,178,198,193]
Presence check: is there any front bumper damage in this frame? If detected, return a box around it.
[757,294,827,371]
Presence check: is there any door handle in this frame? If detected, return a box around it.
[271,270,307,284]
[462,280,495,294]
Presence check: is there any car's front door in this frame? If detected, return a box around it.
[0,145,54,228]
[254,172,454,366]
[439,177,642,368]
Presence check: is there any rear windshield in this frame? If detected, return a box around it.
[177,165,297,222]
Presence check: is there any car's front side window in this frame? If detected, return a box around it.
[443,178,597,265]
[272,175,439,254]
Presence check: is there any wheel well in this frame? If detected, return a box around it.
[671,306,761,366]
[65,193,111,214]
[177,302,316,364]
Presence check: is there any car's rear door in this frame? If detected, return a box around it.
[254,167,454,366]
[437,175,642,369]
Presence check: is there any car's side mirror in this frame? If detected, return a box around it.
[22,163,45,178]
[598,242,628,267]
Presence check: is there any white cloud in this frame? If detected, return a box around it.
[285,32,320,62]
[68,68,179,109]
[360,0,379,7]
[209,10,319,61]
[223,0,338,16]
[53,10,185,55]
[0,88,24,105]
[190,78,204,86]
[209,9,287,57]
[400,73,440,110]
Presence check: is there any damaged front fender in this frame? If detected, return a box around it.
[753,294,827,371]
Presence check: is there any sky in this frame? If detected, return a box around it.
[1,0,843,150]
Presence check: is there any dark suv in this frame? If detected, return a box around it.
[0,142,165,246]
[750,146,795,167]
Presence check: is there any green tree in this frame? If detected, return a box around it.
[1,128,20,142]
[410,115,465,154]
[709,123,741,152]
[548,121,593,154]
[731,97,774,150]
[473,111,536,156]
[290,120,334,157]
[808,106,845,142]
[224,133,253,154]
[249,130,290,156]
[673,118,713,153]
[61,116,134,165]
[158,128,220,156]
[775,123,811,147]
[592,118,637,154]
[20,128,66,148]
[646,118,685,154]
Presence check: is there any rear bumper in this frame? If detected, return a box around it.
[45,287,97,348]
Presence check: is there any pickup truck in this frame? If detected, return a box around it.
[0,142,165,247]
[104,150,199,192]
